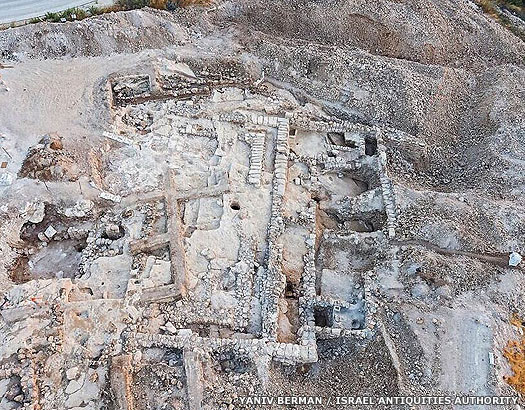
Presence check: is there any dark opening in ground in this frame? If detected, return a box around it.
[285,280,297,297]
[327,132,345,146]
[162,349,184,367]
[217,350,255,374]
[365,136,378,156]
[314,306,334,327]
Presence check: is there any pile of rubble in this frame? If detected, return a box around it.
[18,135,79,182]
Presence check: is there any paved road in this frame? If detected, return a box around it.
[0,0,96,24]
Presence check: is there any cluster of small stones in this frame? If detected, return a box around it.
[326,140,359,153]
[233,234,257,331]
[0,352,36,409]
[288,112,370,134]
[207,353,260,408]
[335,188,382,222]
[159,72,209,96]
[130,329,317,366]
[296,202,319,347]
[138,202,164,240]
[156,99,202,120]
[289,152,319,173]
[122,106,153,132]
[26,345,61,408]
[0,367,25,407]
[162,234,257,330]
[218,112,247,125]
[313,295,357,310]
[32,221,87,247]
[177,123,217,140]
[111,74,152,105]
[314,325,368,340]
[376,130,398,238]
[18,137,78,182]
[244,132,266,187]
[79,214,125,275]
[164,299,236,329]
[290,152,361,176]
[258,118,290,341]
[284,201,316,228]
[156,63,251,102]
[148,361,186,390]
[1,285,69,409]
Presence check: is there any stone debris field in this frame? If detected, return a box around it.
[0,1,524,409]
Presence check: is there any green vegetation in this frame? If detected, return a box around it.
[22,0,210,27]
[499,0,524,20]
[479,0,524,18]
[42,8,90,23]
[116,0,210,10]
[44,12,60,22]
[88,6,103,16]
[477,0,525,40]
[116,0,151,9]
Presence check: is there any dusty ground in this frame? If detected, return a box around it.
[0,1,524,409]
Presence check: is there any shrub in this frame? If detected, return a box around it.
[504,315,525,394]
[75,8,87,19]
[176,0,211,6]
[88,6,100,15]
[45,12,60,22]
[116,0,150,10]
[149,0,168,9]
[60,8,75,18]
[116,0,210,10]
[477,0,525,40]
[34,0,210,27]
[166,0,179,10]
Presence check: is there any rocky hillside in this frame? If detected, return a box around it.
[0,0,523,405]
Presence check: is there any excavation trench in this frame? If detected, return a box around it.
[394,239,520,269]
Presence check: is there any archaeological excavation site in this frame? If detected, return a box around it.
[0,0,524,409]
